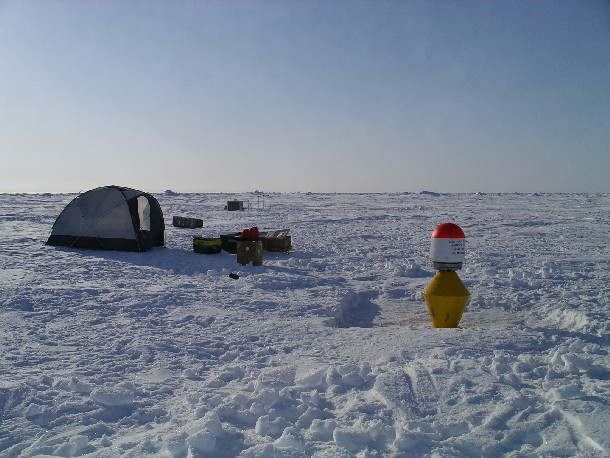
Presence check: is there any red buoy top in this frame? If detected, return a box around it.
[432,223,465,239]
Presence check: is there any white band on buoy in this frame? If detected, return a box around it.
[430,237,466,263]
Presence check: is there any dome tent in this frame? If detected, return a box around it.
[47,186,165,252]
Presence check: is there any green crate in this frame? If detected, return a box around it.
[193,237,222,254]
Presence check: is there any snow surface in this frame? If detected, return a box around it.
[1,192,609,458]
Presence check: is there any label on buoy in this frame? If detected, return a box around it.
[430,223,466,264]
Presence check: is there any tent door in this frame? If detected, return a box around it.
[137,196,151,231]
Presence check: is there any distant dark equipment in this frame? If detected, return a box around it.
[226,200,244,211]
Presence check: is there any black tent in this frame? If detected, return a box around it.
[46,185,165,252]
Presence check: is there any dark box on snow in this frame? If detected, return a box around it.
[226,201,244,211]
[173,216,203,229]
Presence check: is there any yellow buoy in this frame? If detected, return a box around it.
[422,270,470,328]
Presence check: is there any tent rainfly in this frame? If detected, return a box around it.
[46,185,165,252]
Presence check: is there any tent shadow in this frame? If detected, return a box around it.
[50,246,239,275]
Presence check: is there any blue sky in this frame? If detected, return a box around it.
[1,0,609,193]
